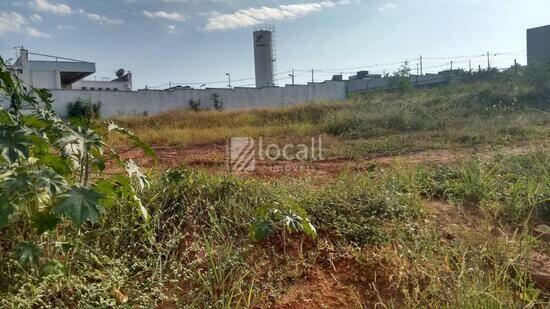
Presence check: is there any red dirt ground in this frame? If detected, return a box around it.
[132,142,548,306]
[122,142,543,179]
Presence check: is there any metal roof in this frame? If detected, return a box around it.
[28,60,96,85]
[28,60,95,73]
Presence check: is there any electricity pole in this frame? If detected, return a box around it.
[487,52,490,70]
[289,69,295,85]
[225,73,231,88]
[311,69,314,83]
[420,55,423,75]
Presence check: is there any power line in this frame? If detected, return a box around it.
[146,49,527,89]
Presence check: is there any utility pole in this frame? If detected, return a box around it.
[450,61,453,71]
[311,69,314,83]
[514,59,518,75]
[225,73,231,88]
[420,55,423,75]
[289,69,295,85]
[487,52,490,70]
[478,65,481,73]
[469,60,472,74]
[415,63,419,85]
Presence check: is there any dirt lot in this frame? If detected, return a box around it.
[123,141,545,178]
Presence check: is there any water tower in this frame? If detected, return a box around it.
[253,26,275,88]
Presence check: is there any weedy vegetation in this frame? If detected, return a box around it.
[1,57,549,307]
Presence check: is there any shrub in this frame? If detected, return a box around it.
[211,93,223,111]
[525,58,550,95]
[188,98,201,111]
[387,62,413,95]
[66,98,101,122]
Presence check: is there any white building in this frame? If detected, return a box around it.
[7,48,131,91]
[7,48,95,90]
[71,71,132,92]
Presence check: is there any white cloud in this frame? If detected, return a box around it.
[26,27,50,37]
[167,25,176,33]
[143,10,186,22]
[57,24,74,30]
[29,0,72,15]
[78,9,124,25]
[378,3,396,11]
[0,11,50,38]
[204,1,337,31]
[30,13,43,22]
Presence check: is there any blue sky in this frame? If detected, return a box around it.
[0,0,548,89]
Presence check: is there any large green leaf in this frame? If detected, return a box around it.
[1,168,33,197]
[0,125,31,164]
[251,219,274,241]
[125,159,150,191]
[0,197,15,228]
[34,167,69,195]
[1,166,68,200]
[54,186,104,227]
[281,212,304,233]
[15,241,42,267]
[37,153,72,177]
[94,176,150,222]
[57,126,104,159]
[31,212,61,234]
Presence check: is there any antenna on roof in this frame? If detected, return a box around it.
[116,69,125,78]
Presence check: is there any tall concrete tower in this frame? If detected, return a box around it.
[253,29,275,88]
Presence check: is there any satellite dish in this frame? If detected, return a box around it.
[116,69,125,78]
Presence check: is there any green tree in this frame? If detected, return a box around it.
[211,93,223,111]
[66,97,101,124]
[525,58,550,97]
[0,56,155,267]
[188,98,201,111]
[388,62,412,95]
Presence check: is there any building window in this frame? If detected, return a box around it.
[81,87,87,90]
[90,87,95,90]
[106,88,110,91]
[98,88,103,91]
[113,88,118,91]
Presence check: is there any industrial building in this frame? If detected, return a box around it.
[7,49,95,90]
[527,25,550,65]
[7,48,131,91]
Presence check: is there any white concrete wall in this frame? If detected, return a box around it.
[346,74,448,93]
[49,81,347,118]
